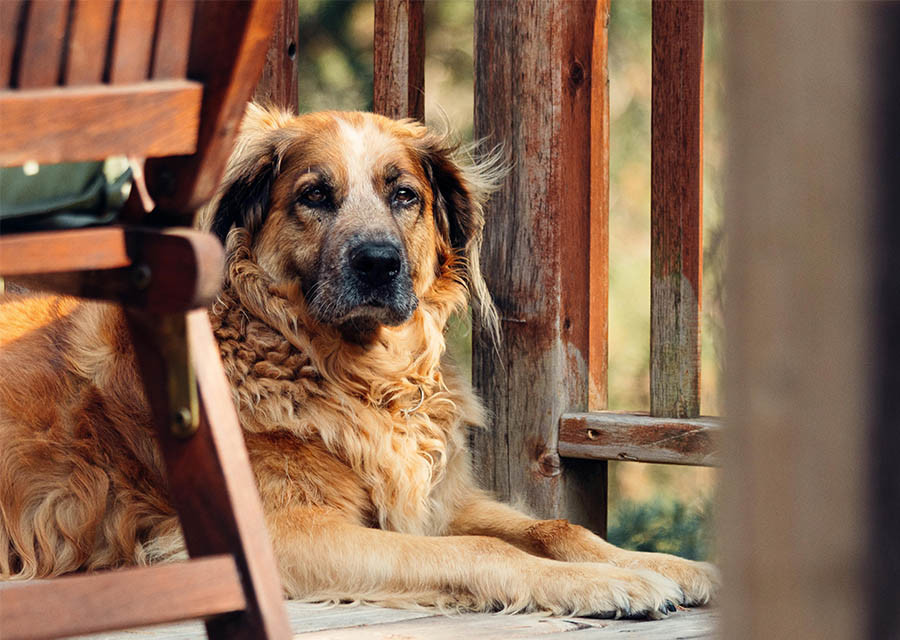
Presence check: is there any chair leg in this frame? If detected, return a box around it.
[125,309,291,640]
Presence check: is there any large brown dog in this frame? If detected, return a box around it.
[0,106,717,617]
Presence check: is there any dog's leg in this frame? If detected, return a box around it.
[267,507,683,618]
[447,494,718,606]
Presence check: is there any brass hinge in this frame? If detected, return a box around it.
[158,313,199,438]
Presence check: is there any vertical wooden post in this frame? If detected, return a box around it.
[650,0,703,418]
[590,0,611,414]
[722,3,879,638]
[253,0,299,113]
[373,0,424,121]
[472,0,607,534]
[869,7,900,636]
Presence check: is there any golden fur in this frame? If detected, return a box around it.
[0,106,717,617]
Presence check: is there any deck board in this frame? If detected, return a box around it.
[74,602,718,639]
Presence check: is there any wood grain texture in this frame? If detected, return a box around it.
[108,0,159,84]
[0,556,245,640]
[559,412,721,466]
[292,605,718,640]
[124,310,292,640]
[75,602,718,639]
[144,0,280,215]
[650,0,703,418]
[589,0,610,412]
[65,0,116,85]
[253,0,298,112]
[151,0,195,79]
[722,4,873,639]
[3,228,224,313]
[0,227,131,275]
[0,0,24,87]
[0,80,201,166]
[472,0,607,534]
[373,0,424,121]
[17,0,69,88]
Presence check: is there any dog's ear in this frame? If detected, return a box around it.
[208,137,283,244]
[416,133,506,343]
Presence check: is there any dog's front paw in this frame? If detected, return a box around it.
[533,563,684,619]
[615,552,719,606]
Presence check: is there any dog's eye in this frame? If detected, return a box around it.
[300,186,330,207]
[392,187,419,207]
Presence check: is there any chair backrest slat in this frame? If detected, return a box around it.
[66,0,115,85]
[0,0,24,88]
[0,80,202,166]
[151,0,194,79]
[108,0,159,84]
[144,0,281,215]
[18,0,69,89]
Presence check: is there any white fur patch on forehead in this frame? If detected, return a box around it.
[335,116,404,189]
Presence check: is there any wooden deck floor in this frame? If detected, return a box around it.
[77,602,719,639]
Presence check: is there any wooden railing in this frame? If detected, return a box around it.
[369,0,720,533]
[367,3,900,637]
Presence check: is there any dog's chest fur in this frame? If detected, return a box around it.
[210,290,474,536]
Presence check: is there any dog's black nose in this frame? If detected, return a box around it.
[350,243,402,288]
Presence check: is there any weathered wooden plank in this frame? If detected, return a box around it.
[650,0,703,418]
[559,412,721,466]
[0,0,24,87]
[0,556,245,640]
[78,603,436,639]
[589,0,611,413]
[17,0,69,88]
[108,0,158,84]
[65,0,116,85]
[722,4,874,639]
[74,603,718,639]
[151,0,195,79]
[253,0,298,112]
[472,0,606,533]
[869,7,900,637]
[0,81,201,166]
[373,0,424,121]
[293,607,718,639]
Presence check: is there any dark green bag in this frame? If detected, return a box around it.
[0,160,131,232]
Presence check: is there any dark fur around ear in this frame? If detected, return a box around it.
[416,135,506,345]
[209,140,284,245]
[423,152,478,253]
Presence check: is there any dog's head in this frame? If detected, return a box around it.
[203,106,501,341]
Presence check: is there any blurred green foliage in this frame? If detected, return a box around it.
[295,0,723,562]
[608,495,715,562]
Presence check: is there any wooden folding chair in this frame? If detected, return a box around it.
[0,1,291,638]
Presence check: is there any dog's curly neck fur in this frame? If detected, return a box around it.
[210,228,484,535]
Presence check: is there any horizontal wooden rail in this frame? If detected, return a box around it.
[559,411,721,466]
[0,555,246,640]
[0,80,202,166]
[0,227,224,313]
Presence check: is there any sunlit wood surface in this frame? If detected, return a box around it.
[76,601,718,639]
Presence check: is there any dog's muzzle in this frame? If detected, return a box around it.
[308,237,418,329]
[350,242,402,289]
